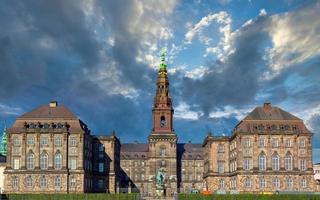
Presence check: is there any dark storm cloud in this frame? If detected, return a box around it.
[0,0,101,99]
[181,15,271,116]
[0,0,166,141]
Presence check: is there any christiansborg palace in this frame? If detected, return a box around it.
[3,54,316,195]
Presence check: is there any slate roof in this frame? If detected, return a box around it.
[18,104,77,120]
[120,143,149,160]
[10,102,88,134]
[234,103,310,134]
[178,142,204,160]
[243,103,301,121]
[121,143,149,152]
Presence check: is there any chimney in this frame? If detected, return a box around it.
[49,101,58,108]
[263,102,272,110]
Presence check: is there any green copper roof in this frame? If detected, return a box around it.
[0,123,7,156]
[159,48,167,70]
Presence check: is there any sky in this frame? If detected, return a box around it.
[0,0,320,162]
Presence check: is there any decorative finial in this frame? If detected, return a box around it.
[159,48,167,70]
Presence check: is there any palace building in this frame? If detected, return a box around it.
[3,53,316,194]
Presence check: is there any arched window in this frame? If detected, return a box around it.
[285,154,293,171]
[259,153,266,171]
[40,176,47,188]
[40,152,48,170]
[272,154,280,171]
[160,116,166,128]
[54,152,62,169]
[26,152,34,170]
[26,176,33,188]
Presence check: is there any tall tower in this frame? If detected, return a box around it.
[148,49,177,195]
[0,123,7,156]
[152,49,174,133]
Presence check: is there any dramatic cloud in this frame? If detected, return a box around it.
[181,13,270,116]
[267,2,320,73]
[0,0,319,152]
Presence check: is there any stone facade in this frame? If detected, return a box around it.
[3,55,316,194]
[4,102,119,193]
[203,103,316,193]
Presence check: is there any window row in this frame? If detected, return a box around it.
[244,177,308,189]
[181,174,202,182]
[13,136,78,146]
[258,154,306,171]
[252,124,300,131]
[11,175,76,189]
[243,138,306,148]
[13,154,77,170]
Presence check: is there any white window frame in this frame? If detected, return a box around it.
[272,154,280,171]
[244,159,251,171]
[285,155,293,171]
[26,153,34,170]
[259,154,266,171]
[26,176,33,188]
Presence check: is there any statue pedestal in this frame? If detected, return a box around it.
[155,189,164,197]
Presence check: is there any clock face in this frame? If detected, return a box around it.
[160,119,166,127]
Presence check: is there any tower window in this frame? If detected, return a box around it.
[160,116,166,128]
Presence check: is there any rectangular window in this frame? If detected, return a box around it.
[13,137,20,146]
[69,158,77,170]
[27,137,34,146]
[260,178,266,188]
[54,176,61,188]
[70,137,77,146]
[259,137,265,147]
[299,139,306,148]
[13,158,20,170]
[218,144,224,153]
[285,139,292,147]
[244,159,251,171]
[300,159,306,171]
[98,179,104,189]
[272,138,279,148]
[98,163,104,173]
[218,162,224,173]
[40,136,48,146]
[287,179,293,189]
[299,149,306,155]
[98,144,104,152]
[244,138,251,148]
[55,136,62,146]
[189,174,193,181]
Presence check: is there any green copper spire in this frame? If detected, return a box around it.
[159,48,167,70]
[0,123,7,156]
